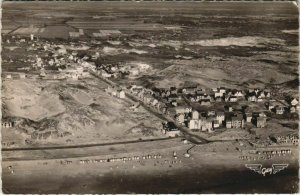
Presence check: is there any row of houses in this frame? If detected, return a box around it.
[266,101,299,115]
[105,87,126,99]
[129,85,168,113]
[5,73,26,80]
[271,135,299,145]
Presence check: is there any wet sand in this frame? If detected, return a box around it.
[2,142,298,193]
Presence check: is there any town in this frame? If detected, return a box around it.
[2,34,299,140]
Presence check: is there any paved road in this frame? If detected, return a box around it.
[2,137,178,151]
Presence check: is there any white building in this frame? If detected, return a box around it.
[192,110,199,120]
[118,90,125,99]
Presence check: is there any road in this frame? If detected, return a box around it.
[2,136,178,152]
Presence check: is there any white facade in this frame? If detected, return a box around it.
[118,91,125,99]
[192,111,199,120]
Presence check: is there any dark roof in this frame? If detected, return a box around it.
[166,122,178,131]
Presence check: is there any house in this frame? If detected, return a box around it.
[174,106,191,114]
[6,74,12,79]
[215,97,223,102]
[216,112,225,124]
[170,87,177,95]
[143,94,153,104]
[102,72,112,78]
[189,119,199,130]
[213,120,220,129]
[200,99,211,106]
[247,94,257,102]
[118,90,125,99]
[265,91,271,98]
[257,92,265,99]
[233,90,244,97]
[214,91,223,98]
[291,98,299,106]
[207,110,216,116]
[224,95,230,102]
[163,122,180,137]
[244,113,252,123]
[129,68,139,76]
[150,99,158,107]
[1,121,14,128]
[188,95,198,102]
[182,87,197,94]
[275,106,285,115]
[175,114,185,124]
[225,106,233,112]
[226,121,232,129]
[266,102,275,111]
[167,94,180,102]
[229,96,238,102]
[203,119,214,132]
[171,100,178,107]
[192,110,199,120]
[19,73,26,79]
[256,116,267,128]
[290,106,296,113]
[219,87,226,94]
[231,115,244,128]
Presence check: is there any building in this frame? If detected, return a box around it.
[175,114,185,124]
[231,115,244,128]
[192,110,199,120]
[229,96,238,102]
[200,100,211,106]
[267,102,275,111]
[188,119,199,130]
[233,90,244,97]
[207,110,216,116]
[276,106,285,115]
[248,95,257,102]
[226,121,232,128]
[1,121,14,128]
[216,112,225,124]
[203,119,213,132]
[225,106,233,112]
[256,117,267,128]
[118,90,125,99]
[213,120,220,129]
[290,106,296,113]
[19,73,26,79]
[245,113,252,123]
[163,122,180,137]
[291,98,299,106]
[182,87,197,94]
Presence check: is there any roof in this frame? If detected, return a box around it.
[257,117,267,121]
[232,116,243,121]
[166,122,178,131]
[216,112,225,116]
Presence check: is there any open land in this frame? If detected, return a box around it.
[1,1,299,193]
